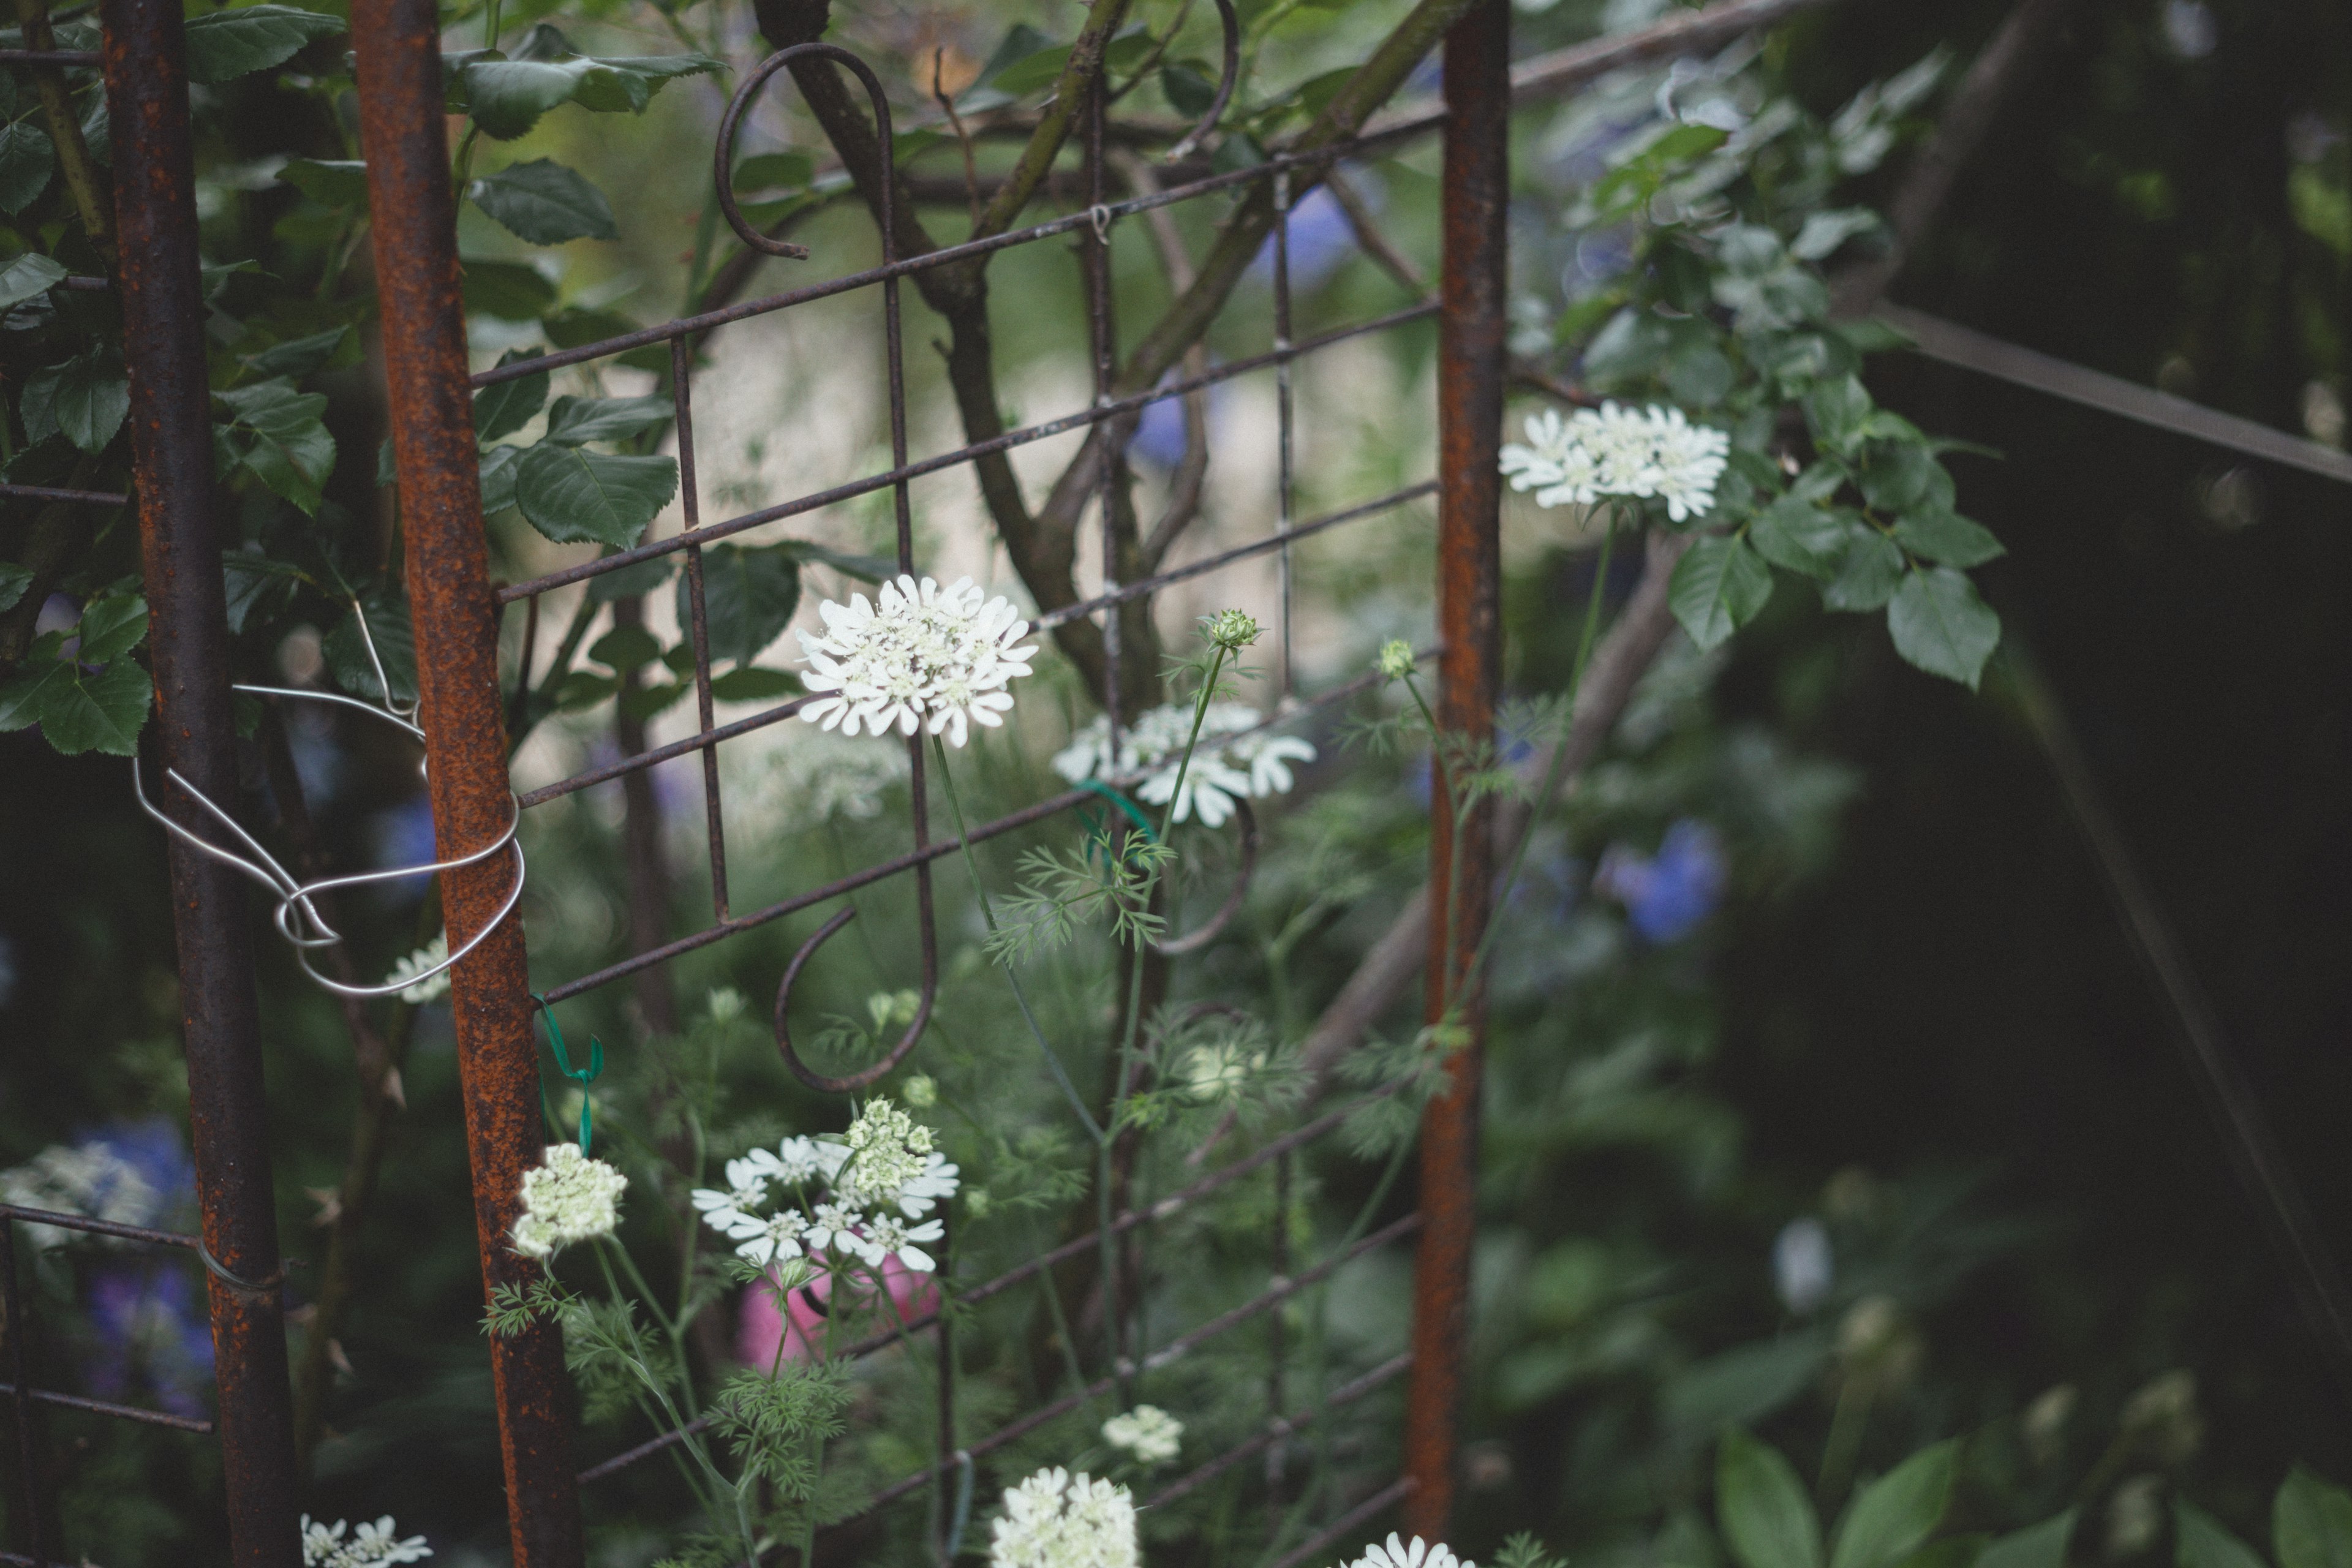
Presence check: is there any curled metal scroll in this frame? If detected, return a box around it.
[750,42,941,1096]
[1148,796,1257,956]
[714,43,904,260]
[1164,0,1240,165]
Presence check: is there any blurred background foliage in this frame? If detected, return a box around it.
[5,0,2352,1562]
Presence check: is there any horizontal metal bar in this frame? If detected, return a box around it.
[518,695,811,809]
[0,483,128,507]
[0,1204,199,1250]
[497,305,1436,605]
[1145,1352,1412,1510]
[0,1381,215,1434]
[1267,1476,1416,1568]
[576,1080,1414,1484]
[1879,304,2352,487]
[532,650,1413,1005]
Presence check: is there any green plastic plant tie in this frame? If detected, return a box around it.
[1076,778,1158,872]
[530,992,603,1154]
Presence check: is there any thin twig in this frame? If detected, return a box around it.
[932,48,982,231]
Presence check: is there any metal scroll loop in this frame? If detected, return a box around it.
[714,43,902,261]
[1164,0,1240,164]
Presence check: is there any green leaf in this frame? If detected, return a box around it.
[74,595,149,663]
[240,325,358,383]
[29,658,151,756]
[457,52,721,140]
[0,121,55,215]
[544,393,670,447]
[1824,531,1905,612]
[47,351,129,454]
[184,4,341,84]
[1161,62,1216,118]
[0,648,66,732]
[708,666,799,702]
[2178,1503,2270,1568]
[1662,1333,1831,1439]
[477,442,521,513]
[1583,307,1673,385]
[1718,1430,1825,1568]
[2277,1469,2352,1568]
[1831,1442,1958,1568]
[1803,375,1873,454]
[462,257,559,320]
[732,150,815,194]
[222,549,301,634]
[474,353,550,443]
[1892,510,2005,568]
[0,561,31,613]
[585,555,677,603]
[278,157,370,212]
[553,669,620,710]
[1670,534,1773,650]
[1858,442,1942,513]
[217,377,336,513]
[685,543,802,666]
[1750,498,1850,580]
[469,159,617,244]
[993,42,1074,96]
[0,251,65,314]
[1977,1512,2076,1568]
[587,624,662,674]
[793,542,894,583]
[619,679,689,722]
[1792,208,1880,263]
[325,594,417,704]
[1887,568,2000,690]
[515,445,676,547]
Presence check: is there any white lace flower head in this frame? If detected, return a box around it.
[1498,402,1727,521]
[385,933,450,1005]
[1340,1537,1471,1568]
[890,1150,961,1218]
[1182,1042,1266,1102]
[730,1207,810,1267]
[1052,701,1316,828]
[0,1141,163,1249]
[301,1513,433,1567]
[843,1210,946,1273]
[835,1098,933,1205]
[510,1145,627,1261]
[796,574,1038,747]
[1101,1404,1183,1464]
[989,1466,1139,1568]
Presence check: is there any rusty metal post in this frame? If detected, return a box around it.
[99,1,304,1561]
[347,1,585,1559]
[1403,0,1507,1540]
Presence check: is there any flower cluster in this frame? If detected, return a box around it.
[692,1098,957,1275]
[1499,403,1729,521]
[1181,1042,1268,1103]
[1340,1538,1472,1568]
[300,1514,432,1567]
[989,1466,1139,1568]
[386,933,449,1005]
[1,1139,162,1249]
[1101,1404,1183,1464]
[511,1145,627,1261]
[1052,702,1315,829]
[796,575,1038,747]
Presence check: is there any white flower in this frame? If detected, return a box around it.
[837,1098,933,1207]
[890,1150,961,1218]
[510,1145,627,1261]
[796,574,1038,747]
[843,1210,946,1273]
[1052,702,1316,828]
[733,1208,810,1267]
[0,1142,162,1248]
[1101,1404,1183,1464]
[301,1513,432,1567]
[990,1466,1139,1568]
[774,1134,851,1188]
[1498,402,1727,521]
[804,1200,864,1256]
[1340,1537,1472,1568]
[1182,1042,1265,1102]
[385,933,450,1005]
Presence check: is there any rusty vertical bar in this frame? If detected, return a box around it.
[347,2,585,1561]
[1,1218,45,1562]
[99,3,303,1561]
[1403,0,1507,1542]
[672,333,731,922]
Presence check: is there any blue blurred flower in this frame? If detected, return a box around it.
[1248,183,1365,292]
[1595,818,1726,942]
[88,1262,214,1419]
[1773,1216,1833,1315]
[1128,368,1230,471]
[371,794,437,902]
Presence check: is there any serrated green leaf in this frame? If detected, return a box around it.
[474,351,550,443]
[2276,1469,2352,1568]
[545,393,669,447]
[462,257,559,320]
[1824,530,1905,612]
[588,623,662,674]
[324,594,418,704]
[684,543,801,667]
[1888,568,2000,690]
[278,157,370,211]
[458,51,720,140]
[49,351,128,454]
[469,158,616,244]
[1803,375,1872,453]
[0,561,31,613]
[1830,1442,1957,1568]
[1750,497,1849,579]
[1719,1430,1825,1568]
[1893,510,2004,568]
[75,595,148,663]
[239,325,354,382]
[32,658,151,756]
[477,442,521,513]
[217,377,336,513]
[0,121,55,215]
[184,4,342,84]
[1975,1512,2076,1568]
[2178,1503,2269,1568]
[515,445,676,547]
[0,251,64,313]
[1858,441,1943,513]
[0,655,64,732]
[708,666,799,702]
[222,549,301,634]
[1670,534,1773,650]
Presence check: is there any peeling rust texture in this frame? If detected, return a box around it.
[345,0,584,1559]
[1405,0,1507,1540]
[98,1,303,1561]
